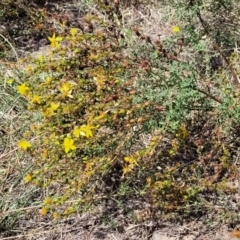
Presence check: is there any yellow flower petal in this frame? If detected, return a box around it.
[63,137,76,153]
[53,212,60,220]
[124,156,136,164]
[73,127,81,138]
[48,32,63,49]
[39,207,48,216]
[79,124,93,138]
[59,82,73,97]
[172,26,180,33]
[70,28,78,36]
[49,102,60,111]
[31,95,42,104]
[17,83,30,96]
[24,173,32,183]
[43,197,52,205]
[18,139,31,150]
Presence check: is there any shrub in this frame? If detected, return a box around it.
[16,0,240,219]
[18,12,153,216]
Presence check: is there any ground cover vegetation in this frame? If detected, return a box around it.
[1,0,240,238]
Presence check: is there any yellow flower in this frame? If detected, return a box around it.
[45,76,52,84]
[39,207,48,216]
[43,102,60,117]
[123,166,131,174]
[18,139,31,150]
[74,124,93,138]
[70,28,78,36]
[17,83,30,96]
[53,212,60,220]
[43,197,52,205]
[81,124,93,138]
[49,102,60,111]
[59,82,73,97]
[124,156,137,165]
[24,173,32,183]
[48,32,63,49]
[122,156,138,175]
[73,126,81,138]
[172,26,180,33]
[31,95,42,104]
[38,55,44,62]
[63,137,76,153]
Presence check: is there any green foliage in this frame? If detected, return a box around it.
[165,0,240,125]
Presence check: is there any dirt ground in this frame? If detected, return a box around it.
[5,207,240,240]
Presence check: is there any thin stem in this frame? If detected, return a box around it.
[0,33,18,62]
[196,87,223,104]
